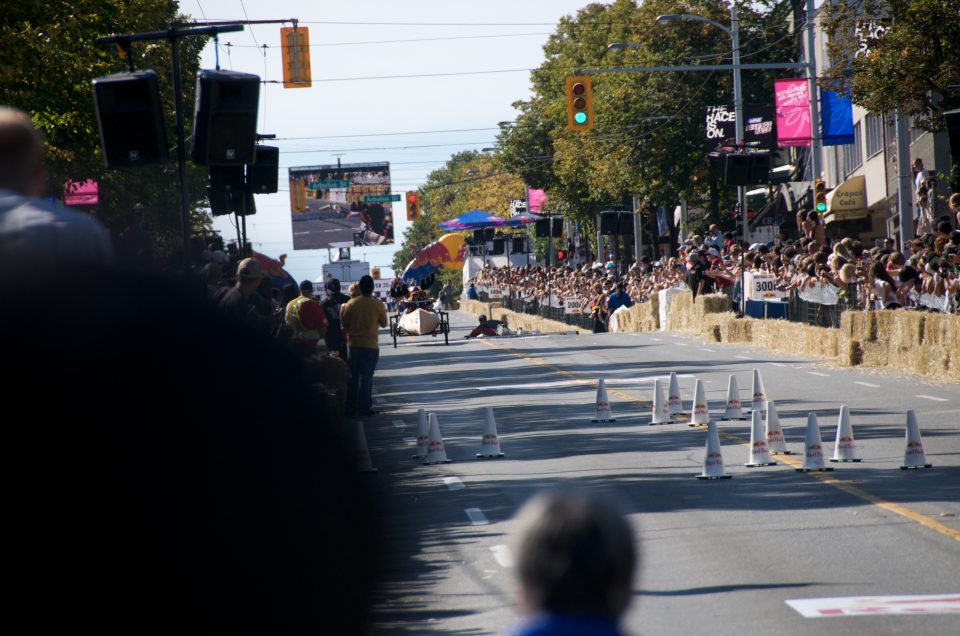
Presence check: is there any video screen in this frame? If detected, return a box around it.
[288,161,394,250]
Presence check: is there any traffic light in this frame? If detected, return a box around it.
[405,191,421,221]
[814,178,827,214]
[371,267,381,280]
[280,27,312,88]
[565,76,595,131]
[556,250,565,262]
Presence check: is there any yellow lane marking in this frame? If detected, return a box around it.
[479,339,960,543]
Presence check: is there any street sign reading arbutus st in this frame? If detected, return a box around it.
[363,194,401,203]
[309,179,350,189]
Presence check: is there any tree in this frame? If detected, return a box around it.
[820,0,960,131]
[0,0,212,261]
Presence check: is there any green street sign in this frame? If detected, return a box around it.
[363,194,401,203]
[308,179,350,190]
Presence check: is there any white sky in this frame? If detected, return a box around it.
[178,0,593,282]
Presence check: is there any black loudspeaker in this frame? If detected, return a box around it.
[92,71,168,168]
[724,154,750,186]
[599,213,619,235]
[551,219,562,237]
[491,238,505,255]
[748,153,771,184]
[208,166,248,217]
[512,237,526,253]
[484,228,496,240]
[618,213,634,235]
[473,229,485,242]
[192,69,260,165]
[535,219,549,237]
[246,145,279,194]
[945,109,960,160]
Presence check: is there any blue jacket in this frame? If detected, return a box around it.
[607,290,633,312]
[509,614,626,636]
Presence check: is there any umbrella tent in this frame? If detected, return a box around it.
[437,209,544,231]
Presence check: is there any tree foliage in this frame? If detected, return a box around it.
[820,0,960,131]
[0,0,212,259]
[497,0,795,226]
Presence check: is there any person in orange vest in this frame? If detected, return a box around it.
[284,280,327,358]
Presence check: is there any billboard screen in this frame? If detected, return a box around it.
[288,161,395,250]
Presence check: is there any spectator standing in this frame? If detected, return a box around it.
[285,280,328,359]
[466,282,479,300]
[607,282,633,312]
[508,491,636,636]
[441,280,455,309]
[322,278,351,361]
[589,282,610,333]
[216,258,270,331]
[704,224,724,250]
[341,275,388,417]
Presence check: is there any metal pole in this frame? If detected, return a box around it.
[805,0,823,183]
[679,198,688,244]
[895,108,914,248]
[633,196,642,265]
[169,30,192,272]
[595,213,602,263]
[731,4,747,253]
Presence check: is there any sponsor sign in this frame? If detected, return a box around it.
[745,271,785,301]
[774,79,811,147]
[786,595,960,618]
[564,296,581,315]
[488,287,502,300]
[509,199,527,216]
[704,104,776,150]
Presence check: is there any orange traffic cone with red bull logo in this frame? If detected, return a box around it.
[830,405,861,463]
[696,421,731,480]
[750,368,767,418]
[592,378,615,422]
[424,413,452,465]
[765,400,793,455]
[650,378,672,425]
[796,412,833,472]
[722,374,746,420]
[900,410,932,470]
[356,420,378,473]
[667,372,683,416]
[413,408,430,459]
[745,409,777,467]
[689,378,709,427]
[477,407,505,458]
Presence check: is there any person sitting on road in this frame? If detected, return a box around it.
[507,490,636,636]
[465,314,505,339]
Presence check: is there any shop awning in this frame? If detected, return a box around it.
[824,175,867,223]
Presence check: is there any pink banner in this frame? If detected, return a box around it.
[774,79,811,147]
[64,179,99,206]
[528,188,547,213]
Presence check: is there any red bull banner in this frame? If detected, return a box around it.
[774,79,811,147]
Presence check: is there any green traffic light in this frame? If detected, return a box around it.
[574,111,587,125]
[816,202,826,212]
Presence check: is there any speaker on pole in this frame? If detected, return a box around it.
[535,219,549,237]
[618,212,634,235]
[599,213,618,235]
[724,154,750,186]
[246,145,279,194]
[191,70,260,165]
[748,153,771,185]
[208,166,245,216]
[491,238,505,255]
[944,108,960,160]
[512,237,527,253]
[551,218,562,237]
[92,71,168,168]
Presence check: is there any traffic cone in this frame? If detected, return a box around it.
[900,410,932,470]
[745,410,777,467]
[830,405,861,463]
[355,420,378,473]
[796,413,832,472]
[592,378,615,422]
[412,408,430,459]
[424,413,451,465]
[650,378,672,425]
[765,400,793,455]
[722,375,746,420]
[750,368,767,418]
[477,407,505,458]
[696,421,731,480]
[667,371,683,416]
[689,378,709,427]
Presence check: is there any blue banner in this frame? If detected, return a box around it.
[820,88,854,146]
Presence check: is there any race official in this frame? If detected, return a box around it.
[341,275,388,417]
[285,280,328,358]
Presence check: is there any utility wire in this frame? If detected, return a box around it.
[225,32,552,48]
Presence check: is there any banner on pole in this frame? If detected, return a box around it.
[774,79,811,147]
[820,88,854,146]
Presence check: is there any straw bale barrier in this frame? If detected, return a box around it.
[612,296,660,332]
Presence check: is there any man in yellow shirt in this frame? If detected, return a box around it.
[341,275,388,417]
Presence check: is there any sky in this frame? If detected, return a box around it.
[178,0,593,282]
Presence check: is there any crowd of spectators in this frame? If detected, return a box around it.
[471,200,960,329]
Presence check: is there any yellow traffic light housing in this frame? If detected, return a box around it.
[281,27,312,88]
[371,267,381,280]
[405,191,421,221]
[814,178,827,214]
[565,76,595,131]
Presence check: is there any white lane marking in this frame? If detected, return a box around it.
[854,381,880,388]
[650,337,662,342]
[675,342,689,347]
[403,437,416,445]
[916,394,949,402]
[735,355,751,360]
[392,419,405,430]
[475,375,695,390]
[443,477,465,491]
[490,544,515,568]
[771,362,788,367]
[702,348,716,353]
[375,397,385,405]
[808,372,831,377]
[465,507,489,525]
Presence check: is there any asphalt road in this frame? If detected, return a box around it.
[362,311,959,635]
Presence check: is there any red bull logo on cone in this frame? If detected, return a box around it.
[694,404,707,415]
[728,400,740,408]
[905,442,925,455]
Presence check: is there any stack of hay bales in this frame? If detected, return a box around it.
[665,292,730,335]
[750,320,838,359]
[611,296,660,332]
[841,310,959,381]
